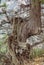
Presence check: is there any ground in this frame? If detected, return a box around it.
[29,57,44,65]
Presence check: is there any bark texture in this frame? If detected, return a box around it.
[18,0,41,42]
[3,0,42,65]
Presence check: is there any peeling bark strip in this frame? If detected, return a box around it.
[3,0,42,65]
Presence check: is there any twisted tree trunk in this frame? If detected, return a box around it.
[18,0,41,42]
[3,0,41,65]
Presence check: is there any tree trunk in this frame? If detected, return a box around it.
[31,0,41,27]
[3,0,41,65]
[18,0,41,42]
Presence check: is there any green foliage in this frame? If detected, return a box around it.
[3,3,6,7]
[0,34,8,54]
[33,0,44,4]
[30,48,44,59]
[0,3,6,7]
[41,0,44,4]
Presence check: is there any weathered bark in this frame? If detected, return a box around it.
[18,0,41,42]
[3,0,42,65]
